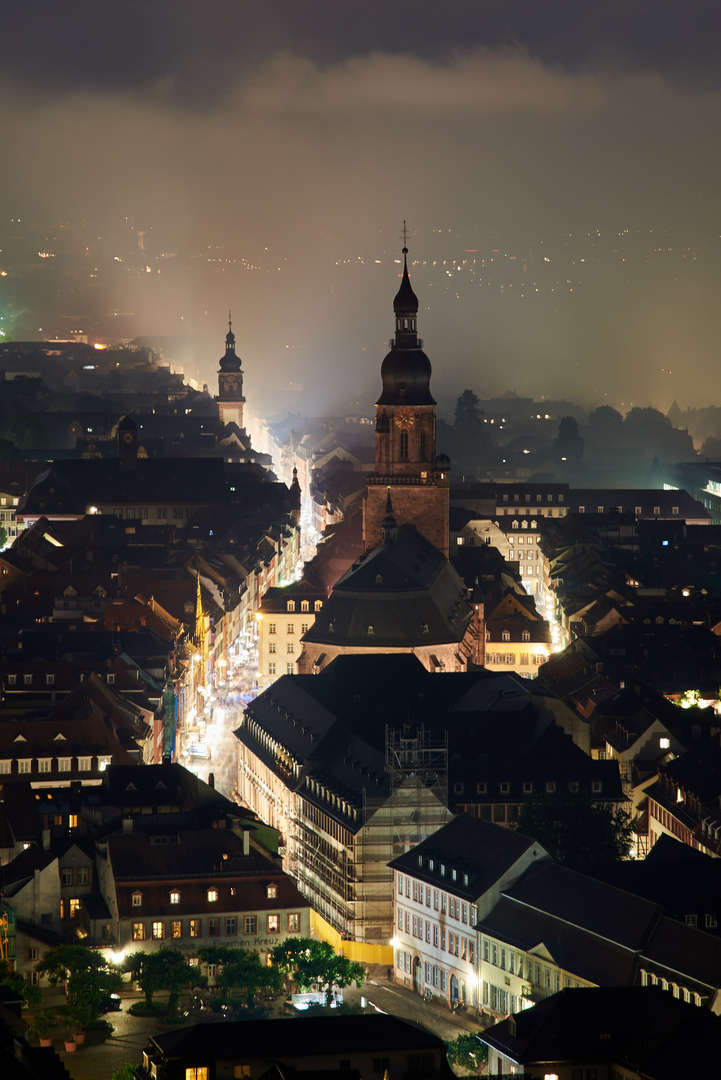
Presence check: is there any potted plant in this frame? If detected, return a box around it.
[64,1036,77,1052]
[32,1009,58,1047]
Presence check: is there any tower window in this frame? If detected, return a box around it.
[420,431,427,459]
[399,430,409,460]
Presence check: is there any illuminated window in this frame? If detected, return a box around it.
[185,1069,208,1080]
[189,920,201,938]
[132,923,145,941]
[171,921,182,938]
[170,891,180,905]
[69,899,81,919]
[152,922,165,940]
[207,889,218,902]
[234,1067,251,1079]
[267,884,278,899]
[288,913,300,932]
[267,914,280,933]
[659,737,670,749]
[132,892,142,907]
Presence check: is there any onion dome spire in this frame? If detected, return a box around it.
[219,310,242,373]
[377,226,435,407]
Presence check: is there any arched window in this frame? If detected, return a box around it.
[399,430,409,460]
[420,431,427,459]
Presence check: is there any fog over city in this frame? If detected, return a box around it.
[2,2,721,415]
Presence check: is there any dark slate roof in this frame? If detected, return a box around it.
[389,815,546,901]
[644,914,721,991]
[302,525,473,648]
[477,897,640,988]
[21,457,230,514]
[106,829,274,882]
[1,847,56,890]
[482,987,721,1077]
[149,1014,444,1061]
[501,863,662,951]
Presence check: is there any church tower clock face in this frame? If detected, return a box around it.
[394,409,414,428]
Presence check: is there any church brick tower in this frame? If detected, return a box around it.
[217,313,246,427]
[363,242,450,556]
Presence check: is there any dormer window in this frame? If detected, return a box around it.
[367,625,374,635]
[301,601,309,612]
[170,890,180,905]
[207,889,218,902]
[315,600,323,611]
[132,891,142,907]
[287,601,295,612]
[502,631,510,642]
[512,520,519,529]
[522,631,530,642]
[267,884,278,899]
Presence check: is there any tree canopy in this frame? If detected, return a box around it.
[124,948,193,1011]
[198,945,282,1007]
[514,790,634,863]
[270,938,365,1005]
[36,944,121,1028]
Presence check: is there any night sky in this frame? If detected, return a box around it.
[3,2,721,414]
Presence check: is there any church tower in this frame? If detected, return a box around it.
[217,313,246,428]
[363,242,450,556]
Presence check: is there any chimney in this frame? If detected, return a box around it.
[208,772,215,789]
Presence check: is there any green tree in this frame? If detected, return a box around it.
[453,389,482,430]
[197,945,282,1008]
[271,938,365,1006]
[0,960,41,1010]
[514,790,634,863]
[112,1065,137,1080]
[552,416,584,463]
[124,948,192,1012]
[588,405,623,440]
[36,944,121,1028]
[445,1032,487,1074]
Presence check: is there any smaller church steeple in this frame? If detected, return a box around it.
[219,311,242,373]
[217,311,245,428]
[380,487,398,545]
